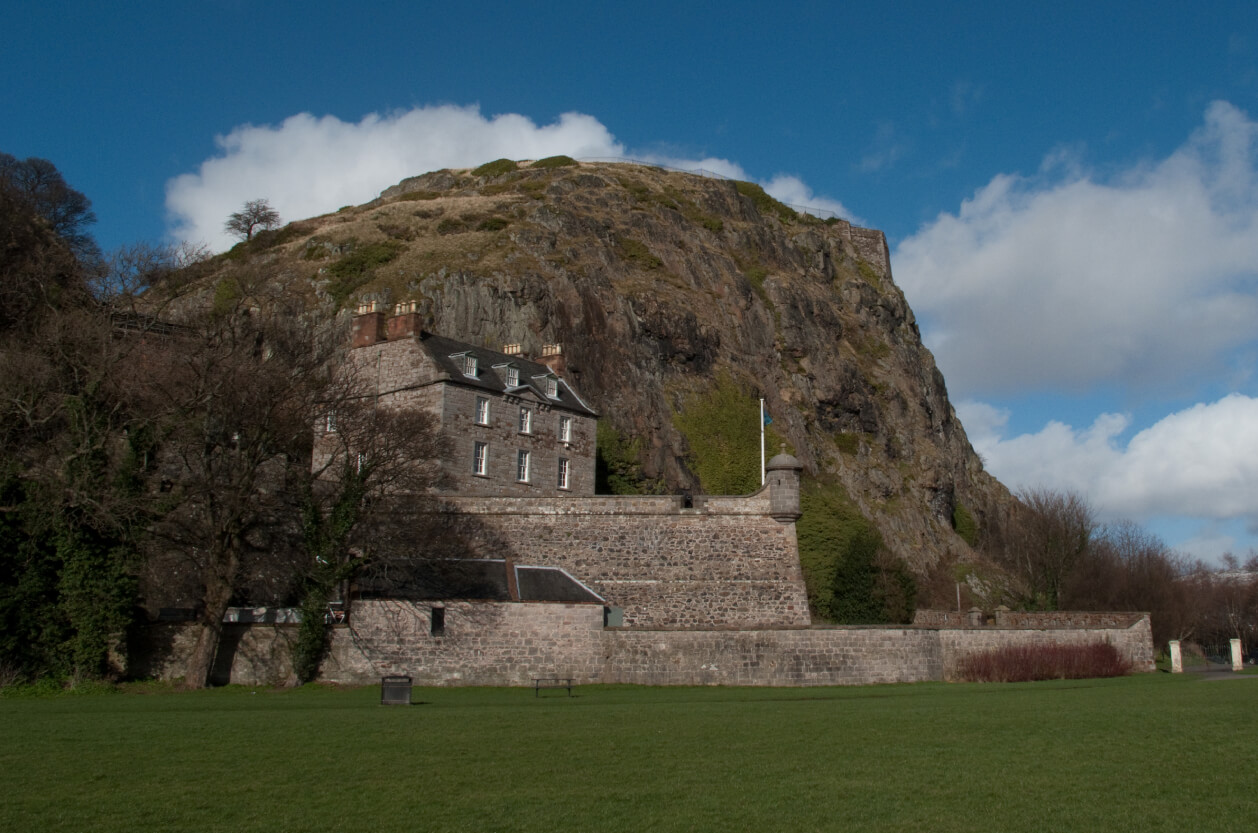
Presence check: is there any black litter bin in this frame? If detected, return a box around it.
[381,675,413,705]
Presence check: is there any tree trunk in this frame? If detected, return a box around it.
[182,560,236,688]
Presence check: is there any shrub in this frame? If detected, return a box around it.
[797,477,915,623]
[615,238,663,271]
[595,422,664,495]
[952,502,979,546]
[530,155,577,169]
[735,181,797,222]
[394,190,441,201]
[833,432,860,455]
[436,218,467,235]
[476,217,510,232]
[672,374,781,496]
[745,264,769,299]
[855,258,882,288]
[472,158,518,177]
[956,642,1131,683]
[326,240,404,308]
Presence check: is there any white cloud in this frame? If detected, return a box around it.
[894,101,1258,397]
[962,394,1258,527]
[166,105,625,250]
[166,105,859,251]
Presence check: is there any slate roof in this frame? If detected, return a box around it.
[417,332,597,418]
[356,559,604,604]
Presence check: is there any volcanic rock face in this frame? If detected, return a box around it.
[205,160,1011,570]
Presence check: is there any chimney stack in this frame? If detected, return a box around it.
[351,301,387,348]
[503,343,525,358]
[387,300,422,342]
[537,343,566,375]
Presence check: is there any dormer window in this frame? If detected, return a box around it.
[450,352,478,377]
[506,366,520,387]
[545,376,558,398]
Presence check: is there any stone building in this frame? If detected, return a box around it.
[342,302,598,496]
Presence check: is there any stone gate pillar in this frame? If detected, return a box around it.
[1231,639,1243,672]
[1169,640,1182,673]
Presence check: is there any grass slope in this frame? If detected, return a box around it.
[2,676,1253,832]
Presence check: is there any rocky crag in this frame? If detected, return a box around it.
[198,158,1012,574]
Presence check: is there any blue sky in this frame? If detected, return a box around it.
[5,0,1257,560]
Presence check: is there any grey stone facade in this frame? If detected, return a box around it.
[342,306,596,497]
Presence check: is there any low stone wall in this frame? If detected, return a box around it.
[129,622,299,686]
[135,606,1156,687]
[937,616,1155,680]
[600,626,941,686]
[312,600,1154,687]
[323,600,605,686]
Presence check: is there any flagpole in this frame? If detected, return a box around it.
[760,397,766,485]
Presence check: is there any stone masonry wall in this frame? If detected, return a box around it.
[312,602,1154,687]
[323,600,606,686]
[416,491,811,628]
[137,608,1155,687]
[937,615,1156,679]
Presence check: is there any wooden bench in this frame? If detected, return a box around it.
[533,677,574,697]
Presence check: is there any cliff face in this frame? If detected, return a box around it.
[201,159,1011,571]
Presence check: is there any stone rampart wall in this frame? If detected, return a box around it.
[850,227,891,277]
[418,491,810,628]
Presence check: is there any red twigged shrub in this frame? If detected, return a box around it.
[956,642,1131,683]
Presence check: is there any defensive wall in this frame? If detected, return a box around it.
[419,490,811,628]
[135,606,1155,687]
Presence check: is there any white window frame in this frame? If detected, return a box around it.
[559,414,572,443]
[325,411,337,433]
[463,354,478,377]
[475,396,490,425]
[473,441,488,476]
[516,449,530,483]
[518,407,532,434]
[557,457,570,490]
[506,366,520,387]
[545,376,559,398]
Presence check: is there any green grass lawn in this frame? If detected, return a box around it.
[1,674,1254,832]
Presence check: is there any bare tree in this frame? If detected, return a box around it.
[224,199,281,241]
[992,488,1096,610]
[291,395,446,681]
[143,301,338,687]
[0,153,99,264]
